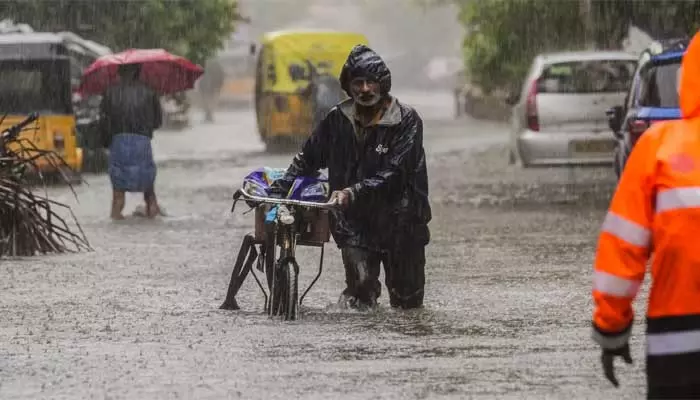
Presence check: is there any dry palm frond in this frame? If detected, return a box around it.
[0,120,91,258]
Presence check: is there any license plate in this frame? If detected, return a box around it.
[571,140,614,153]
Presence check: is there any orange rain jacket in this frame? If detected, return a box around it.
[592,32,700,389]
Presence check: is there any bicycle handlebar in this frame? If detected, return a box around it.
[236,187,339,210]
[1,112,39,140]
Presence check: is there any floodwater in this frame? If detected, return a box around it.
[0,92,647,399]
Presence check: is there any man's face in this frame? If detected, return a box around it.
[349,77,381,106]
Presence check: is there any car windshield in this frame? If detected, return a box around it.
[537,59,637,94]
[638,62,680,108]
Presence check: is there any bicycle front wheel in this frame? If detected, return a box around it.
[278,260,299,320]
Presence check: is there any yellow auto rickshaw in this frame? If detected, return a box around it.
[254,30,370,151]
[0,33,82,179]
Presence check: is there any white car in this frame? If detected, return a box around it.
[506,51,638,167]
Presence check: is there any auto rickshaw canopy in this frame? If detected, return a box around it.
[0,32,71,60]
[0,32,73,115]
[258,29,370,94]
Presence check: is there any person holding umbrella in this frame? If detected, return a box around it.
[80,48,204,220]
[99,63,163,220]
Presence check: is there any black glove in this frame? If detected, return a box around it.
[601,343,633,387]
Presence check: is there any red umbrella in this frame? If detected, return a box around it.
[78,48,204,96]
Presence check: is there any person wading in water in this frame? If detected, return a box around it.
[100,64,163,220]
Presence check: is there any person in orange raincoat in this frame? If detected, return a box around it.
[591,31,700,399]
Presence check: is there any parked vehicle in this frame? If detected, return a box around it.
[506,51,637,167]
[607,38,687,179]
[0,23,113,175]
[0,33,83,179]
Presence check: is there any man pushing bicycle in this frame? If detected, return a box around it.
[269,45,431,310]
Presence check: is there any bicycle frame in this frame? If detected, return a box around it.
[220,187,337,317]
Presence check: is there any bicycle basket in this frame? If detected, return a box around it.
[299,208,331,243]
[242,167,331,242]
[254,207,331,243]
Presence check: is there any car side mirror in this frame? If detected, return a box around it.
[249,43,256,55]
[606,105,624,133]
[504,93,519,106]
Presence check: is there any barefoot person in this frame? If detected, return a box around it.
[100,64,163,220]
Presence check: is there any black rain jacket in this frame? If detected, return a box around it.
[99,80,162,146]
[271,45,431,251]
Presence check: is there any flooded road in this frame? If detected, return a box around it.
[0,91,647,399]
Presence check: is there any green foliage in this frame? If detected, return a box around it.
[457,0,585,94]
[0,0,241,65]
[451,0,700,94]
[624,0,700,39]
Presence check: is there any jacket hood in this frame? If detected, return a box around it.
[680,32,700,118]
[339,44,392,97]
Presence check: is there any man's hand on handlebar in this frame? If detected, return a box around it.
[329,189,352,210]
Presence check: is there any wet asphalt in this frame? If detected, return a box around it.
[0,91,648,399]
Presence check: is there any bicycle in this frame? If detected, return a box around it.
[221,185,338,321]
